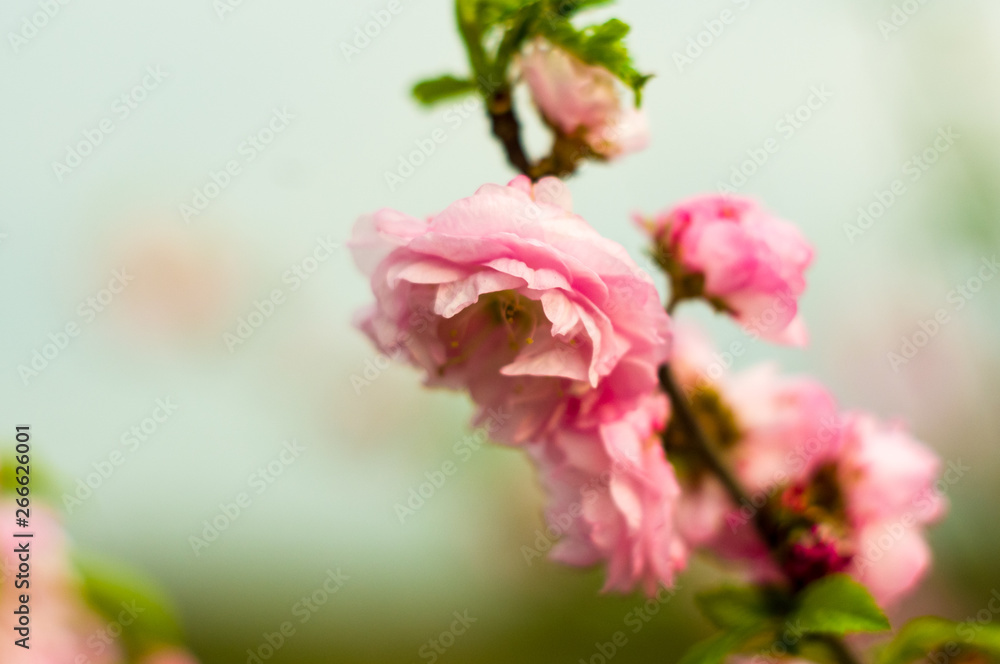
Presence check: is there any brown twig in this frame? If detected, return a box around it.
[488,89,534,178]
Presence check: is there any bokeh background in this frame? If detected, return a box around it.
[2,0,999,662]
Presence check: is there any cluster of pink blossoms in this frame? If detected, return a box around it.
[354,34,944,606]
[351,174,945,604]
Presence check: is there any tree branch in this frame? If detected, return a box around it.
[487,89,534,178]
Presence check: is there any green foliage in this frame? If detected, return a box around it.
[682,576,892,664]
[75,552,185,660]
[417,0,650,107]
[878,616,1000,664]
[679,623,774,664]
[790,574,891,636]
[412,75,478,105]
[695,585,787,630]
[539,17,652,104]
[1,449,61,505]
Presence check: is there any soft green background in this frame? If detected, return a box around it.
[1,0,999,662]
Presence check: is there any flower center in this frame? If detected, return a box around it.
[436,290,556,375]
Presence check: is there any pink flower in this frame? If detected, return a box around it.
[528,395,686,594]
[665,328,944,602]
[350,176,671,444]
[673,366,945,603]
[519,39,650,158]
[637,195,813,345]
[840,414,946,605]
[675,369,840,550]
[0,503,123,664]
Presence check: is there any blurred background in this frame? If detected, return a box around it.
[2,0,999,662]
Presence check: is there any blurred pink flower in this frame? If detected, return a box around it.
[1,503,123,664]
[350,176,671,444]
[672,361,841,551]
[637,194,813,345]
[667,332,945,603]
[519,39,650,158]
[111,221,244,343]
[840,413,946,605]
[529,395,687,594]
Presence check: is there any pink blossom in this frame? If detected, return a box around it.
[840,413,946,605]
[666,326,840,548]
[519,39,650,158]
[0,503,123,664]
[637,195,813,345]
[350,176,671,444]
[528,395,686,594]
[672,361,945,603]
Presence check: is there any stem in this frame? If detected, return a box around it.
[658,362,865,664]
[488,89,534,178]
[658,364,785,554]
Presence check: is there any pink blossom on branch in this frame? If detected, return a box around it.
[519,39,650,159]
[528,395,687,595]
[349,176,671,444]
[668,335,841,551]
[636,194,813,345]
[665,328,945,604]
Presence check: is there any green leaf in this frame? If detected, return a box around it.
[678,623,773,664]
[696,585,787,630]
[474,0,541,27]
[878,617,1000,664]
[791,574,891,636]
[412,75,479,105]
[75,552,185,659]
[540,16,652,104]
[1,450,61,505]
